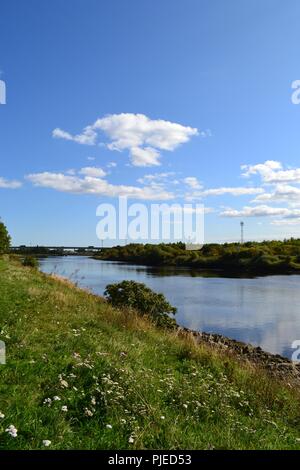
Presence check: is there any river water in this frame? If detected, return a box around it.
[39,255,300,359]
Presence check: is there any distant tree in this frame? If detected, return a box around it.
[0,221,11,254]
[104,280,177,328]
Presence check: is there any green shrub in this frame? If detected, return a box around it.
[0,221,11,254]
[104,280,177,328]
[22,256,38,268]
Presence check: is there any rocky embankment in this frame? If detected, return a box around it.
[178,327,300,385]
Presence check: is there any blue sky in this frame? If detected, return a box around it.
[1,0,300,245]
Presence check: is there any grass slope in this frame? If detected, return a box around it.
[1,256,300,450]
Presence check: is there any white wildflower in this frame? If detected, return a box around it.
[42,440,51,447]
[128,436,134,443]
[0,412,5,419]
[5,425,17,438]
[61,406,68,412]
[183,404,188,409]
[60,379,69,388]
[53,396,61,401]
[84,408,93,417]
[106,424,112,429]
[160,416,165,420]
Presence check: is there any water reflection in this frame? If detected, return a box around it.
[39,256,300,359]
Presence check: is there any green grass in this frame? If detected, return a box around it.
[1,256,300,450]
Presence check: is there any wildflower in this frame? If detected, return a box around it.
[43,398,52,407]
[183,404,188,409]
[60,379,69,388]
[5,425,17,438]
[84,408,93,417]
[53,396,61,401]
[120,419,126,424]
[128,436,134,443]
[0,412,5,419]
[42,440,51,447]
[91,397,96,406]
[61,406,68,412]
[106,424,112,429]
[160,416,165,420]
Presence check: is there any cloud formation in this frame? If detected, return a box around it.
[53,113,199,167]
[252,184,300,204]
[184,177,202,190]
[201,187,264,197]
[0,177,22,189]
[26,168,173,201]
[79,167,106,178]
[242,160,300,184]
[221,205,300,219]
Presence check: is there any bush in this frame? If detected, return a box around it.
[104,280,177,328]
[0,221,11,254]
[22,256,38,268]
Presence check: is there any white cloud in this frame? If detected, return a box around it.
[242,160,300,184]
[130,146,160,166]
[53,127,97,145]
[137,172,176,185]
[79,167,106,178]
[107,161,117,168]
[252,184,300,204]
[185,185,264,202]
[271,218,300,226]
[241,160,282,177]
[201,186,264,197]
[184,177,202,190]
[221,205,300,218]
[53,113,199,166]
[0,177,22,189]
[26,170,173,201]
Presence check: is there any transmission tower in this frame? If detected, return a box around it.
[240,221,244,244]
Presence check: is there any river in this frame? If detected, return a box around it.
[39,255,300,359]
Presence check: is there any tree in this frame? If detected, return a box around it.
[104,280,177,328]
[0,221,11,254]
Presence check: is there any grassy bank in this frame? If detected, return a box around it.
[1,257,300,449]
[97,240,300,275]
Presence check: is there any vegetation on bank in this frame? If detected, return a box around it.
[97,239,300,274]
[104,280,177,329]
[0,222,10,255]
[1,257,300,449]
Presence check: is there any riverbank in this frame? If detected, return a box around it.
[178,329,300,385]
[97,240,300,276]
[1,255,300,449]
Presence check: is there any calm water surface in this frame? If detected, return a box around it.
[39,256,300,359]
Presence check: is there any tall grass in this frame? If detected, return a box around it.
[0,256,300,449]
